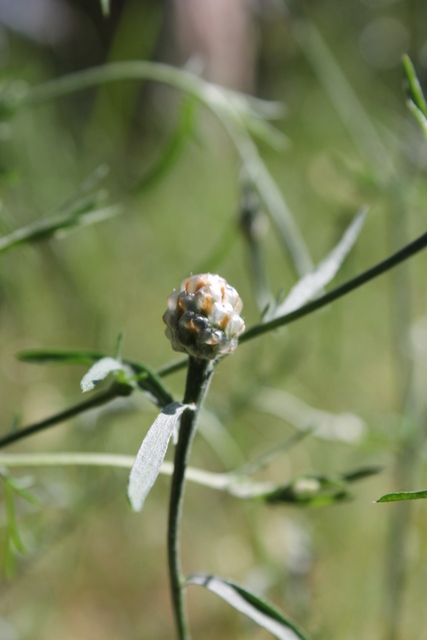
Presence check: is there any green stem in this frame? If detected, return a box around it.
[0,453,231,491]
[241,227,427,343]
[167,357,214,640]
[0,382,132,450]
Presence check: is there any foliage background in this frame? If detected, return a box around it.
[1,0,427,638]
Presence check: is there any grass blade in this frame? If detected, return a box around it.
[3,481,26,554]
[294,19,393,176]
[135,96,198,192]
[407,101,427,140]
[402,54,427,116]
[0,202,121,255]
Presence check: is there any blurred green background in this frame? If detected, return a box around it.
[1,0,427,638]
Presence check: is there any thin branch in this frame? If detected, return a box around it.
[0,383,132,450]
[0,452,230,491]
[157,358,188,378]
[241,228,427,343]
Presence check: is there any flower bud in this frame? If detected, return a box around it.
[163,274,245,359]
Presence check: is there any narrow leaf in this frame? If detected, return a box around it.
[3,483,26,554]
[128,402,190,512]
[18,348,174,408]
[80,357,129,392]
[55,165,110,214]
[343,466,382,483]
[260,467,381,506]
[4,531,16,578]
[243,115,289,152]
[402,54,427,116]
[186,574,309,640]
[240,184,274,315]
[407,100,427,141]
[294,20,392,173]
[114,331,125,359]
[17,348,105,366]
[269,208,367,319]
[4,476,38,506]
[264,475,349,507]
[377,489,427,503]
[254,388,366,443]
[136,96,198,193]
[233,430,313,478]
[0,200,121,256]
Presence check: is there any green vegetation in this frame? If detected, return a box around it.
[1,2,427,639]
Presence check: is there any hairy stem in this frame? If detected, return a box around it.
[167,357,214,640]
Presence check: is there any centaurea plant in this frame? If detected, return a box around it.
[1,53,427,640]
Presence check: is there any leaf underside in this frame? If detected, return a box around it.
[80,357,127,392]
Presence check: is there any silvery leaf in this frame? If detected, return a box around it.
[128,402,191,512]
[186,574,309,640]
[268,208,367,320]
[80,357,129,392]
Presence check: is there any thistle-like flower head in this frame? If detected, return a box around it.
[163,273,245,359]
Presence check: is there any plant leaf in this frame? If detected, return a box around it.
[268,208,367,320]
[4,531,16,578]
[186,574,309,640]
[3,482,26,554]
[55,165,109,214]
[402,54,427,116]
[406,100,427,141]
[262,466,381,506]
[18,348,175,408]
[4,476,38,506]
[17,348,106,366]
[128,402,190,512]
[80,357,130,392]
[254,388,366,443]
[0,199,121,256]
[402,51,427,139]
[377,489,427,503]
[232,430,313,478]
[136,96,198,193]
[343,466,382,483]
[263,475,349,507]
